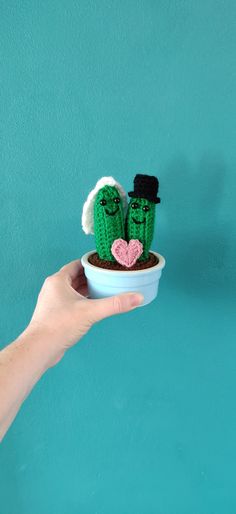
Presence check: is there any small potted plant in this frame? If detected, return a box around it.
[81,174,165,306]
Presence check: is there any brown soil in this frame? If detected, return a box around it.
[88,252,159,271]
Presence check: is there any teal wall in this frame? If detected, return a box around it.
[1,1,236,512]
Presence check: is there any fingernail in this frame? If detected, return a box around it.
[130,293,144,307]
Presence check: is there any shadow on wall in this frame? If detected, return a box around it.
[162,154,233,298]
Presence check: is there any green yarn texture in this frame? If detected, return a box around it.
[94,185,125,260]
[126,197,156,260]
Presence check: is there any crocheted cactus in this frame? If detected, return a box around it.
[82,177,127,261]
[126,174,160,261]
[94,185,125,260]
[126,198,155,260]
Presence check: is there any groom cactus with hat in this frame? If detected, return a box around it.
[126,174,161,261]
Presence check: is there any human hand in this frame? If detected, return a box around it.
[27,259,143,363]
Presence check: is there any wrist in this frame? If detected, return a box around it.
[20,322,65,368]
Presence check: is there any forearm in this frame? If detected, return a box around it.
[0,259,141,441]
[0,326,61,441]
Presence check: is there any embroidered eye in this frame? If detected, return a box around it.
[142,205,150,212]
[113,197,120,204]
[131,202,139,209]
[100,199,107,206]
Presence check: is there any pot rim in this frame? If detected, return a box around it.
[81,250,165,275]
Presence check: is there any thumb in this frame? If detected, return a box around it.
[88,292,143,323]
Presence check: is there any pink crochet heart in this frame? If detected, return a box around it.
[111,239,143,268]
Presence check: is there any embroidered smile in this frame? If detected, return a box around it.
[105,207,119,216]
[132,217,146,225]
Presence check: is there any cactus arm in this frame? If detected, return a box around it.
[94,185,125,260]
[126,197,155,260]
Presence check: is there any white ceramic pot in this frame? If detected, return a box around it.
[81,250,165,306]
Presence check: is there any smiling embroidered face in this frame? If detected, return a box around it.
[95,185,122,217]
[128,197,154,225]
[126,197,156,260]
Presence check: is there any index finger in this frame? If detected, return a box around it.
[58,259,84,283]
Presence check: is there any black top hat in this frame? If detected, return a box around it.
[128,174,160,204]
